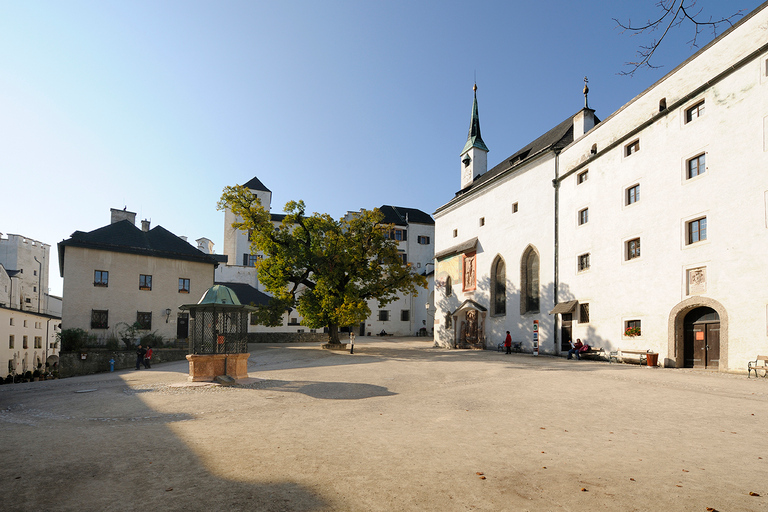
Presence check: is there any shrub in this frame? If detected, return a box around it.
[139,331,164,347]
[105,331,120,351]
[59,328,90,352]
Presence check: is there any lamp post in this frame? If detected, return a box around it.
[165,308,172,323]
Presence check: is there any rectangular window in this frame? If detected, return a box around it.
[626,238,641,260]
[578,253,590,272]
[578,208,588,225]
[34,336,42,349]
[687,153,706,179]
[685,100,705,123]
[91,310,109,329]
[479,217,485,227]
[378,310,390,321]
[179,278,191,293]
[401,310,410,322]
[512,202,519,213]
[9,335,14,349]
[9,318,13,326]
[577,170,588,184]
[139,274,152,291]
[136,312,152,330]
[288,317,299,325]
[23,320,27,327]
[387,229,407,241]
[579,303,590,324]
[398,253,408,265]
[687,217,707,244]
[625,319,641,336]
[626,184,640,205]
[625,139,640,156]
[94,270,109,287]
[23,336,28,349]
[417,235,430,245]
[452,229,458,238]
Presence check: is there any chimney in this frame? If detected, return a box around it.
[573,108,595,139]
[141,219,151,232]
[180,236,188,242]
[110,208,136,225]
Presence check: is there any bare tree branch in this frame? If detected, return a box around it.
[614,0,744,76]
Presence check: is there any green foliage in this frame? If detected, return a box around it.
[105,331,120,350]
[59,328,90,352]
[139,331,164,347]
[218,186,427,343]
[116,322,142,349]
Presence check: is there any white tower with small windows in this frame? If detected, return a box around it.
[460,84,488,190]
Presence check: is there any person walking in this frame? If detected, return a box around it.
[135,345,146,370]
[504,331,512,354]
[143,346,153,369]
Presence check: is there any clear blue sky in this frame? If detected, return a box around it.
[1,0,762,296]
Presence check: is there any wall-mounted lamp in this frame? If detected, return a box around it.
[165,308,172,323]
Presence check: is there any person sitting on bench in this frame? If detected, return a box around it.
[567,339,583,360]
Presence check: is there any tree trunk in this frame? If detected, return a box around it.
[327,324,341,344]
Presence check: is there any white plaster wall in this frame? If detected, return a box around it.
[556,6,768,371]
[0,234,50,314]
[61,247,215,342]
[434,153,557,351]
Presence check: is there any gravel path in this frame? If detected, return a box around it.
[1,338,766,511]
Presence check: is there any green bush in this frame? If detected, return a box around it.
[105,331,120,350]
[59,328,90,352]
[139,331,165,347]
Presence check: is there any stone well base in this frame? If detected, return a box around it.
[186,353,250,382]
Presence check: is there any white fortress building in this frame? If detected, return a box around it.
[433,3,768,372]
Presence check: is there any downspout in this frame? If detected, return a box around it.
[553,155,560,353]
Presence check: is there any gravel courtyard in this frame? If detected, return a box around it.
[2,338,766,511]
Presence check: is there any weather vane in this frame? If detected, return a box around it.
[583,76,589,109]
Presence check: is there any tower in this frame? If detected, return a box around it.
[460,84,489,189]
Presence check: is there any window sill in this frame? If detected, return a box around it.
[179,290,190,294]
[93,283,108,287]
[139,287,152,291]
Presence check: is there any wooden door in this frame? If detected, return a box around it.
[561,314,572,351]
[177,313,189,339]
[692,324,706,368]
[706,323,720,369]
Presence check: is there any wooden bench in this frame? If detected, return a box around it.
[497,342,522,353]
[748,355,768,378]
[576,347,605,360]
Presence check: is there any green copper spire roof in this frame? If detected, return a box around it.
[461,84,488,155]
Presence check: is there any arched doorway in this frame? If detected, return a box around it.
[668,297,728,370]
[683,307,720,369]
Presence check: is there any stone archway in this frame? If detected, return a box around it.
[667,297,729,371]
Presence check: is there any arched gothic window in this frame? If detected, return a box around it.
[520,246,540,314]
[491,256,506,315]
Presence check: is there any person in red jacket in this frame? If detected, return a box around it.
[143,346,153,369]
[567,339,583,360]
[504,331,512,354]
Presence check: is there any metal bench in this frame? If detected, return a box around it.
[577,347,606,360]
[748,355,768,378]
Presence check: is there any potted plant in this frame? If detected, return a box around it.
[625,326,641,337]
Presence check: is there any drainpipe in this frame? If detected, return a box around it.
[552,150,561,354]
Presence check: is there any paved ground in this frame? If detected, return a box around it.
[1,338,766,511]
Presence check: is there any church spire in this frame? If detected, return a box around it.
[462,84,489,154]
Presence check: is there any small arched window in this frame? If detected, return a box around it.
[659,97,667,111]
[590,143,597,155]
[444,275,452,297]
[491,256,506,316]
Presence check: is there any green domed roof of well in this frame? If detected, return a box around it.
[197,285,242,305]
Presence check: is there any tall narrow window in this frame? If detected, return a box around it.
[444,276,452,297]
[491,256,506,316]
[577,170,588,184]
[687,153,706,179]
[578,253,590,272]
[579,303,590,323]
[520,246,540,314]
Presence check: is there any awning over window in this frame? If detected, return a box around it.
[548,300,578,315]
[435,237,478,260]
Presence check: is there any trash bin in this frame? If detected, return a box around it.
[646,352,659,367]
